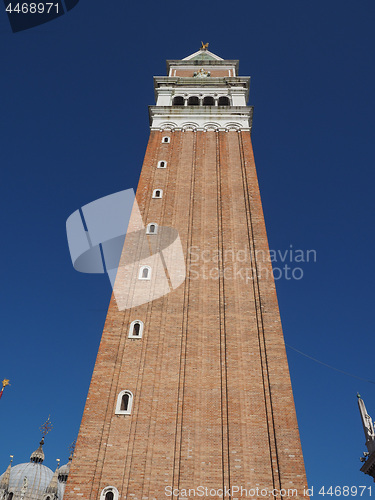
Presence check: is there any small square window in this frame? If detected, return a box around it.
[152,189,163,199]
[146,223,158,234]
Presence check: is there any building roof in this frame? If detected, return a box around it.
[166,48,239,74]
[182,49,224,61]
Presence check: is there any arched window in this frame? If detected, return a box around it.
[128,320,144,338]
[133,323,140,335]
[172,96,184,106]
[152,189,163,199]
[115,390,133,415]
[162,136,170,143]
[188,96,200,106]
[203,96,215,106]
[121,394,129,411]
[8,494,14,500]
[100,487,119,500]
[139,265,151,280]
[218,96,230,106]
[157,160,167,168]
[146,223,158,234]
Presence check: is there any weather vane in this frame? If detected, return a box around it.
[69,439,76,456]
[200,41,209,50]
[40,416,53,438]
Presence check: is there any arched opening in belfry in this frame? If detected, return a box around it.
[218,96,230,106]
[105,493,114,500]
[172,96,184,106]
[188,96,200,106]
[203,96,215,106]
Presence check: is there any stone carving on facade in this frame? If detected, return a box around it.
[194,68,210,78]
[158,122,176,131]
[181,122,199,131]
[157,121,247,132]
[20,477,28,499]
[204,122,220,131]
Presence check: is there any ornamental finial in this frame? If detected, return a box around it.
[200,41,209,50]
[68,439,76,459]
[2,379,10,388]
[30,415,53,462]
[0,379,10,400]
[40,415,53,438]
[0,455,13,488]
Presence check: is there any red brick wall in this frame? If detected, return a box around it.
[173,69,232,77]
[64,130,308,500]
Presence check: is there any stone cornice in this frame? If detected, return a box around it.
[148,105,253,132]
[154,76,250,88]
[167,59,239,74]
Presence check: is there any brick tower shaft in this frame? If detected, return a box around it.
[64,47,308,500]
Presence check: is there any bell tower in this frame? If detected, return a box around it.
[64,46,309,500]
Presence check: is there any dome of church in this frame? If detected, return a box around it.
[0,434,68,500]
[58,461,70,477]
[5,462,63,498]
[57,454,72,498]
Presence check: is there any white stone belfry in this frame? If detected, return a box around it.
[149,47,253,132]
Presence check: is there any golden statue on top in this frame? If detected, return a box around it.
[200,41,209,50]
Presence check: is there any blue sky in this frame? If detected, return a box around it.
[1,0,375,494]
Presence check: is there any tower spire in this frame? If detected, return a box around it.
[30,416,53,464]
[30,437,45,464]
[358,394,375,481]
[0,455,13,490]
[45,459,60,497]
[357,393,375,454]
